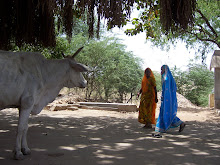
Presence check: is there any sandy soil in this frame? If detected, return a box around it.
[0,98,220,165]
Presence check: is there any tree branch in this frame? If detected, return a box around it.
[197,24,216,39]
[196,9,218,38]
[186,30,220,48]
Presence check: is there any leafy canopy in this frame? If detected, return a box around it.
[0,0,196,50]
[77,37,143,102]
[171,64,214,106]
[125,0,220,61]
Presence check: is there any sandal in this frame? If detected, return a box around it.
[179,123,186,132]
[152,133,162,138]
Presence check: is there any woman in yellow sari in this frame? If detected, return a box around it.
[137,68,158,128]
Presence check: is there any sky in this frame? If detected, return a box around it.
[106,9,214,72]
[107,26,214,72]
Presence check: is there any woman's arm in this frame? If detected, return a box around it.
[137,88,142,98]
[154,86,158,103]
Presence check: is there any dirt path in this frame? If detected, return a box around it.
[0,107,220,165]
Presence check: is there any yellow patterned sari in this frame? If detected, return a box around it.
[138,68,156,125]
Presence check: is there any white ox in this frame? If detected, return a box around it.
[0,47,88,160]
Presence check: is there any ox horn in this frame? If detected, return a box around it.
[72,46,84,58]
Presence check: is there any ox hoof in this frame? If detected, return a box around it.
[13,151,24,160]
[21,148,31,155]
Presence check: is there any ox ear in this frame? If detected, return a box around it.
[71,62,89,72]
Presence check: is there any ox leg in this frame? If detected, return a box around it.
[14,110,31,159]
[21,111,31,156]
[14,97,33,160]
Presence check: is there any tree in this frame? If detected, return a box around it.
[125,0,220,61]
[113,52,143,102]
[153,71,162,92]
[171,64,214,107]
[171,67,189,95]
[77,37,143,102]
[185,64,214,106]
[0,0,196,50]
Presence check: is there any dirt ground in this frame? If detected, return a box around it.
[0,101,220,165]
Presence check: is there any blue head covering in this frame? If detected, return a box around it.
[155,65,182,132]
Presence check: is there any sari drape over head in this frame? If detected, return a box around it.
[155,65,183,132]
[138,68,156,125]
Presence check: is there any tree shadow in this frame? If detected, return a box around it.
[0,109,219,165]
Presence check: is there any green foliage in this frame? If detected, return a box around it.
[153,71,162,92]
[171,64,214,107]
[11,44,55,59]
[114,52,143,102]
[171,67,189,95]
[11,33,88,59]
[77,37,143,102]
[125,0,220,60]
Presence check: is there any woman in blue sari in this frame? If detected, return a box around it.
[153,65,185,137]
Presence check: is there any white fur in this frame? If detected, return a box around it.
[0,50,88,160]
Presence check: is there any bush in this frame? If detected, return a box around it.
[171,64,214,107]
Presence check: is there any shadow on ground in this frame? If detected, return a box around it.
[0,109,219,165]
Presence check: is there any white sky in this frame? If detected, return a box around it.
[106,9,214,72]
[107,26,213,72]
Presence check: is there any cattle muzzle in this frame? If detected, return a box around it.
[79,80,87,88]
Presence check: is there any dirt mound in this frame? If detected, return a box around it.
[48,93,83,105]
[156,92,198,109]
[176,93,198,108]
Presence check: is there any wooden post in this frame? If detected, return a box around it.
[209,94,214,108]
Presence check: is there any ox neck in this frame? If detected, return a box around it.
[43,59,69,88]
